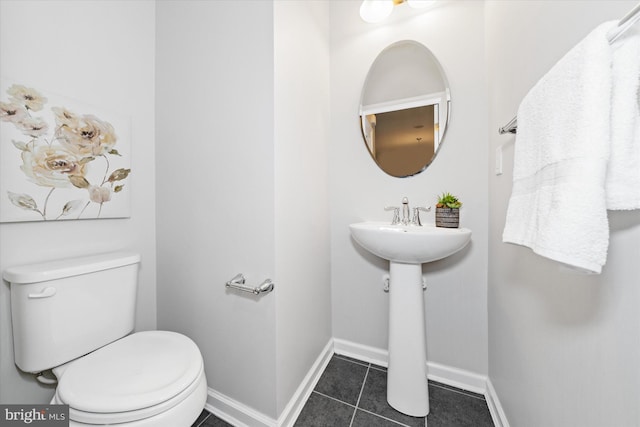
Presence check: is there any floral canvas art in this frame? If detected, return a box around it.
[0,81,131,222]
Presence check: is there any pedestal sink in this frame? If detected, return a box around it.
[349,221,471,417]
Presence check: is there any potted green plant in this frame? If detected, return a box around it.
[435,192,462,228]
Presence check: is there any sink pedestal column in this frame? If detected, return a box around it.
[387,261,429,417]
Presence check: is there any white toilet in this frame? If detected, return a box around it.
[3,252,207,427]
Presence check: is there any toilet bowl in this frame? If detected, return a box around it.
[51,331,207,427]
[3,252,208,427]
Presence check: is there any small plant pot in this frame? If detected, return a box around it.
[435,207,459,228]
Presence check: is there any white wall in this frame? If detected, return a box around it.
[156,0,333,421]
[0,0,157,404]
[330,0,489,377]
[274,0,332,417]
[155,0,278,418]
[487,1,640,426]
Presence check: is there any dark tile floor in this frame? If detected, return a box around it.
[192,354,494,427]
[192,409,233,427]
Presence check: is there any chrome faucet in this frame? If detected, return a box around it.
[385,197,410,225]
[401,197,410,225]
[411,206,431,226]
[384,205,401,225]
[385,197,431,226]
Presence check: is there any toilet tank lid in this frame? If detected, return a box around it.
[3,252,141,284]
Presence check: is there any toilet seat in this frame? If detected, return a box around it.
[52,331,204,425]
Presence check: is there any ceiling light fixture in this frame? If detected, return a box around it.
[407,0,436,9]
[360,0,436,23]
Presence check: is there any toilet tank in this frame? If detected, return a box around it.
[3,252,140,373]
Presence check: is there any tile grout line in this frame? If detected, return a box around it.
[368,364,387,372]
[429,382,487,401]
[334,353,370,368]
[337,355,484,402]
[356,407,413,427]
[312,390,358,409]
[342,358,415,427]
[195,412,210,427]
[348,364,370,427]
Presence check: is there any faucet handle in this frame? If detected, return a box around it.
[411,206,431,226]
[384,206,401,225]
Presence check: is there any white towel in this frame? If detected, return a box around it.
[503,22,615,274]
[606,26,640,210]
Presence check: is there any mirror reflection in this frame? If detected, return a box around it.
[359,40,450,177]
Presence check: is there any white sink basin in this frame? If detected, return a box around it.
[349,221,471,264]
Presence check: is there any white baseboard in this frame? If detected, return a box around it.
[277,339,334,427]
[205,337,508,427]
[205,338,333,427]
[427,361,487,395]
[333,337,388,367]
[205,389,276,427]
[333,337,487,395]
[485,378,510,427]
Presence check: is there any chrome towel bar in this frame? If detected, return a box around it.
[498,2,640,135]
[225,273,274,295]
[498,117,517,135]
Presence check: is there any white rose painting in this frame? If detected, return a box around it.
[0,80,131,222]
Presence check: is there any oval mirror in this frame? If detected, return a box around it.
[359,40,451,177]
